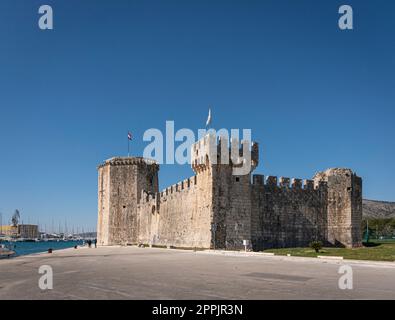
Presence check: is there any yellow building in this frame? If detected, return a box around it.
[0,225,18,237]
[0,224,39,239]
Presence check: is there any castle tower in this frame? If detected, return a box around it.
[97,157,159,246]
[191,133,259,250]
[314,168,362,248]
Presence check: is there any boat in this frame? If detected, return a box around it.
[0,244,16,258]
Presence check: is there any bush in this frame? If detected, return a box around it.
[310,241,323,253]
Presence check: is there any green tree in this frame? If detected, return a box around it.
[310,241,323,253]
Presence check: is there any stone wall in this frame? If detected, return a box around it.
[212,165,253,250]
[251,176,329,250]
[97,164,110,245]
[98,135,363,250]
[250,169,362,250]
[314,168,363,247]
[97,157,159,246]
[137,169,213,249]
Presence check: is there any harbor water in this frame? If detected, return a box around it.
[0,240,84,257]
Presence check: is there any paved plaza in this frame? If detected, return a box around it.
[1,246,395,300]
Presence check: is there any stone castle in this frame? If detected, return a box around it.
[97,134,362,250]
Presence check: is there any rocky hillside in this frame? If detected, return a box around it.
[363,199,395,219]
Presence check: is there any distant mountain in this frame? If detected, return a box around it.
[363,199,395,219]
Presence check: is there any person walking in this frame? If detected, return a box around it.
[94,238,97,248]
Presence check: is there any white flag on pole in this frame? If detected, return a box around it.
[206,107,212,128]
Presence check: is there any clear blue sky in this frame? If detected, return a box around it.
[0,0,394,232]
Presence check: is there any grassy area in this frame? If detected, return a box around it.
[370,239,395,244]
[263,242,395,262]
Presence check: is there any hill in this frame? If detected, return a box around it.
[363,199,395,219]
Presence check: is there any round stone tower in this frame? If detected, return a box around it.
[97,157,159,246]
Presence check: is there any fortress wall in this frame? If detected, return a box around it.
[97,165,111,245]
[129,162,159,244]
[98,142,362,250]
[209,138,258,250]
[211,165,252,250]
[251,175,329,250]
[138,169,213,249]
[316,170,363,248]
[107,164,139,245]
[351,175,363,247]
[137,190,160,246]
[97,158,159,246]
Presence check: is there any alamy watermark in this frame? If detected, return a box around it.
[38,5,53,30]
[37,4,353,31]
[142,121,255,176]
[38,265,53,290]
[338,5,353,30]
[338,265,353,290]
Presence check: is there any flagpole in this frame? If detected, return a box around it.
[127,131,132,157]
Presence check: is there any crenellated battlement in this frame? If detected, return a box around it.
[140,175,199,206]
[191,133,258,174]
[98,156,159,170]
[140,190,158,202]
[291,178,303,189]
[252,175,327,191]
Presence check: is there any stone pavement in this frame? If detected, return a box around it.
[0,246,394,300]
